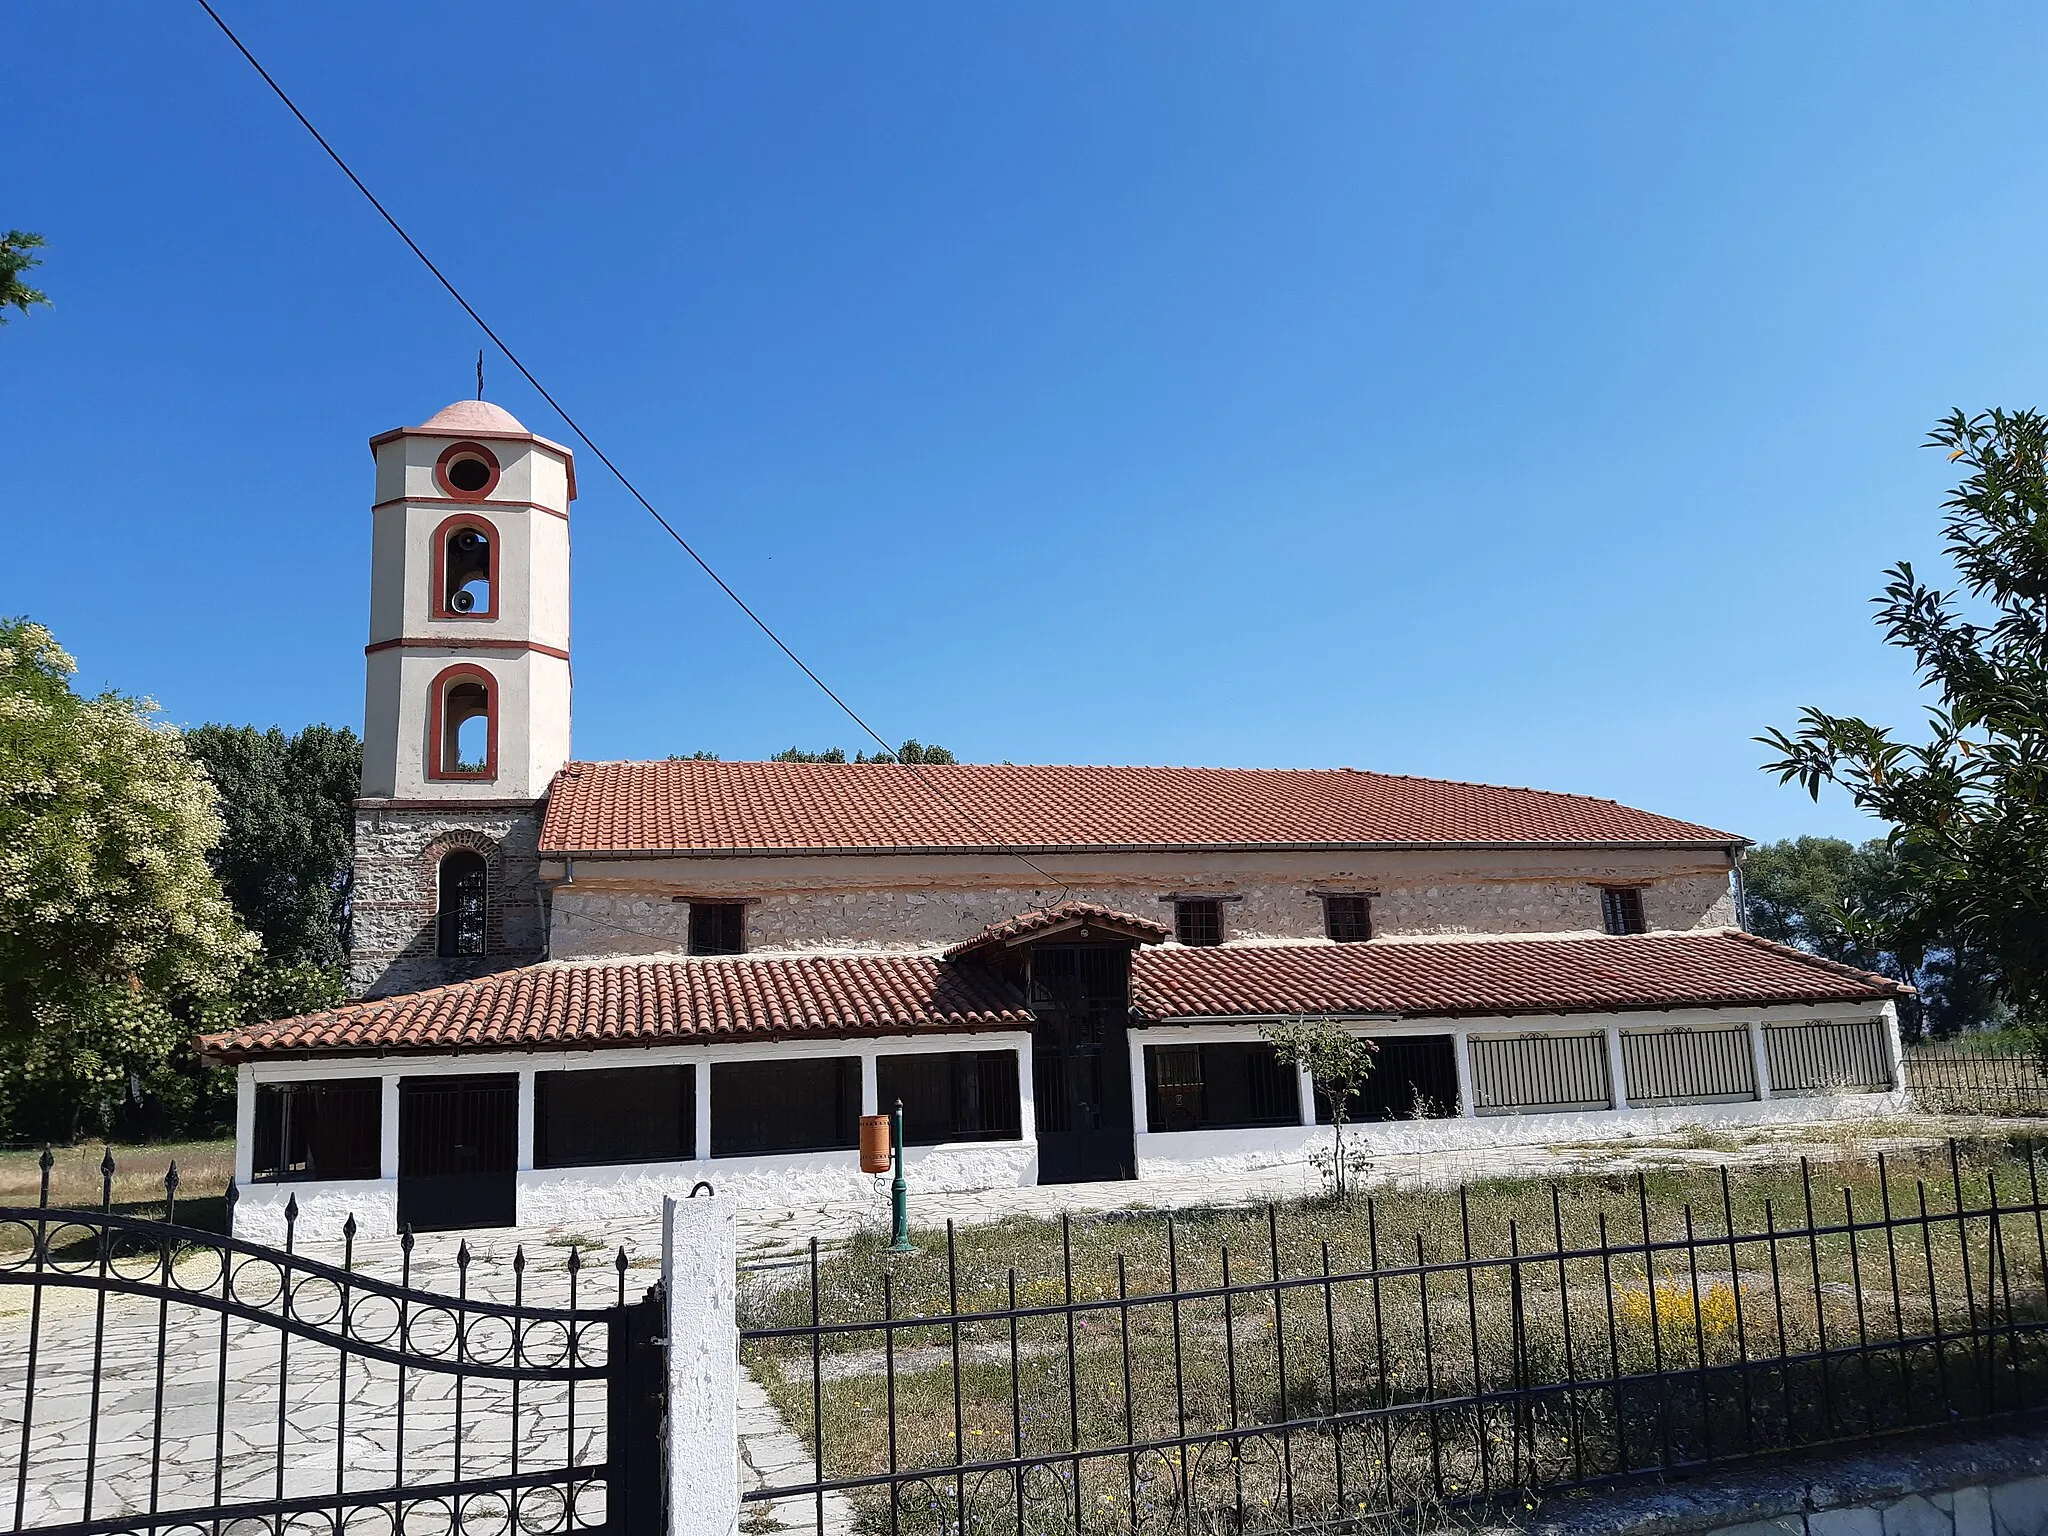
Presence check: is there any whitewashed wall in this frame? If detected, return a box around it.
[229,1002,1903,1243]
[1126,1001,1907,1180]
[232,1031,1036,1243]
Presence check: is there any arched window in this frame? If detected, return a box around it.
[437,850,488,956]
[428,666,496,780]
[434,516,496,619]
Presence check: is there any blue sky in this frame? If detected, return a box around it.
[8,3,2046,842]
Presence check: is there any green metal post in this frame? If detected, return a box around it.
[888,1097,913,1252]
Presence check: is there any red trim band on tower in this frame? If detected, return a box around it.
[365,638,570,660]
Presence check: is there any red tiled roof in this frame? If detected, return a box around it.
[202,933,1898,1061]
[1130,931,1907,1022]
[538,761,1742,856]
[944,902,1171,960]
[197,954,1032,1062]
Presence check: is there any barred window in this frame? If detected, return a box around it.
[1469,1033,1612,1114]
[1764,1020,1895,1093]
[1323,895,1372,943]
[437,850,487,957]
[1600,886,1647,935]
[711,1058,858,1156]
[877,1051,1021,1145]
[1144,1042,1300,1132]
[536,1065,694,1167]
[1175,899,1223,947]
[253,1080,382,1182]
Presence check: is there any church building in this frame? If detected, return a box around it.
[200,400,1912,1237]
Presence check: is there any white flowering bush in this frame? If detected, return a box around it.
[0,618,257,1140]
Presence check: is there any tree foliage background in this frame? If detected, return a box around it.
[0,618,358,1143]
[1740,836,2008,1040]
[1761,407,2048,1047]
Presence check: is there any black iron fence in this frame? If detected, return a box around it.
[1906,1047,2048,1116]
[0,1155,664,1536]
[740,1140,2048,1536]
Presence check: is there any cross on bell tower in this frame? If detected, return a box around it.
[349,398,575,998]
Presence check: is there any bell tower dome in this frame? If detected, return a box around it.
[348,399,574,998]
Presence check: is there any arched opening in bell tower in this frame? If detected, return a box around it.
[432,515,496,619]
[427,665,497,780]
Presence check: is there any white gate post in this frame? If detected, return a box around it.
[662,1194,738,1536]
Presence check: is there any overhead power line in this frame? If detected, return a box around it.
[193,0,1070,894]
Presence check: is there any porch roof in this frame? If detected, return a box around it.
[198,932,1903,1063]
[942,901,1171,960]
[1131,931,1909,1022]
[198,953,1033,1062]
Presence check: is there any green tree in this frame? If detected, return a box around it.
[183,724,360,970]
[1760,407,2048,1042]
[1743,835,2010,1040]
[1,232,49,323]
[768,740,958,764]
[0,619,256,1140]
[1742,836,1901,972]
[1265,1017,1377,1195]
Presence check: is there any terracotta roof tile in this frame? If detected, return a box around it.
[201,933,1898,1062]
[943,902,1171,960]
[198,954,1031,1061]
[1130,931,1908,1021]
[538,761,1742,856]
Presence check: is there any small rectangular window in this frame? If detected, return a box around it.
[1174,898,1223,947]
[877,1051,1022,1145]
[1600,886,1647,935]
[689,902,747,956]
[711,1057,859,1157]
[253,1080,382,1182]
[536,1065,694,1168]
[1144,1042,1300,1132]
[1323,895,1372,943]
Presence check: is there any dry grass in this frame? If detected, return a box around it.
[742,1134,2048,1536]
[0,1140,235,1252]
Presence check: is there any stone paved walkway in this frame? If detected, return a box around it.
[2,1115,2039,1531]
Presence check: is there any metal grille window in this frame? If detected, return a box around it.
[1601,886,1647,935]
[1175,899,1223,947]
[536,1065,694,1167]
[1765,1019,1895,1094]
[1317,1034,1461,1122]
[437,850,487,956]
[688,901,746,956]
[877,1051,1022,1145]
[1469,1033,1612,1114]
[1144,1042,1301,1132]
[1322,895,1372,943]
[711,1057,859,1157]
[252,1080,382,1181]
[1622,1026,1758,1105]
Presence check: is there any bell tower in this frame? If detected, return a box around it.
[348,399,575,998]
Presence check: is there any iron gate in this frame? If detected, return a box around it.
[0,1156,665,1536]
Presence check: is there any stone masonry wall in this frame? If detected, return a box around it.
[549,867,1737,959]
[350,801,547,997]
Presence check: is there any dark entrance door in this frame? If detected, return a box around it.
[1030,945,1136,1183]
[398,1073,518,1231]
